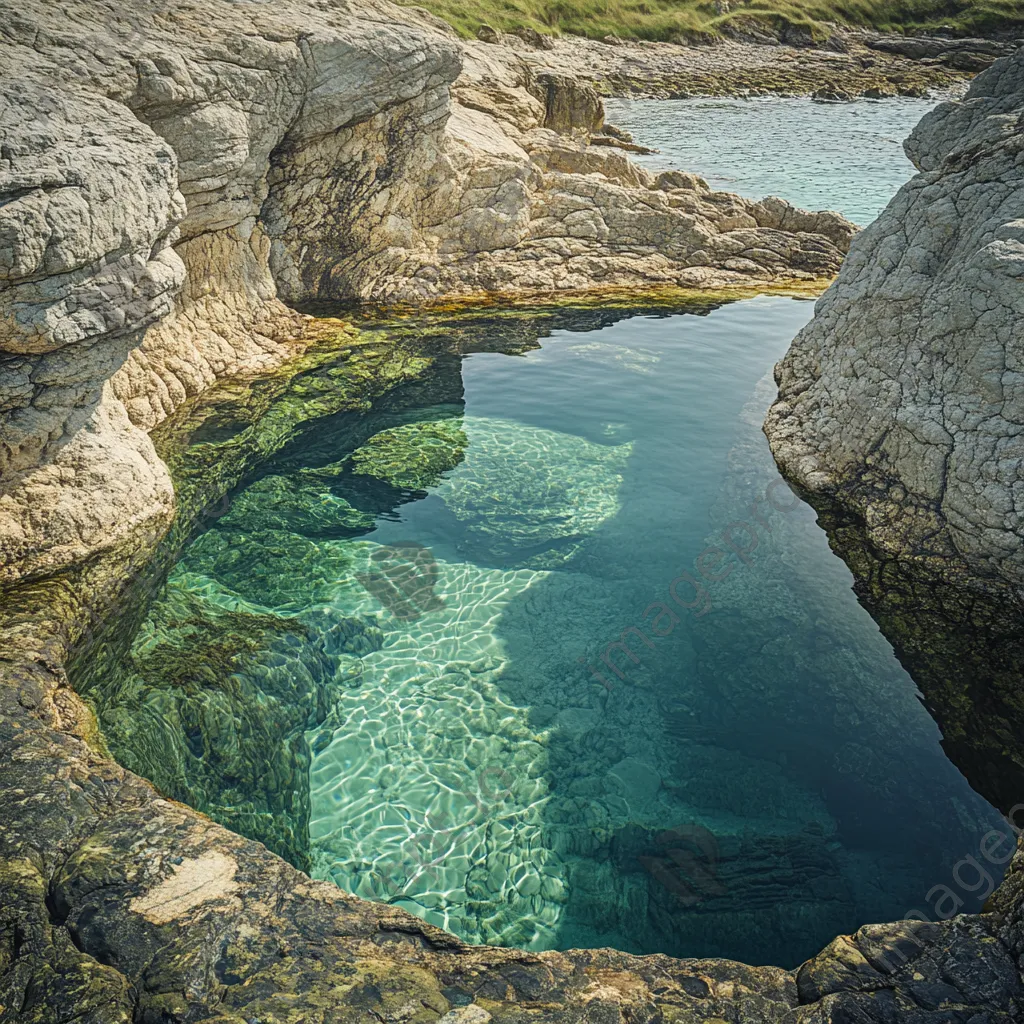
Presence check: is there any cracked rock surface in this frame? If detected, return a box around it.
[0,0,853,592]
[765,50,1024,602]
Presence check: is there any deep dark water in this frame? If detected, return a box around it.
[71,295,1010,969]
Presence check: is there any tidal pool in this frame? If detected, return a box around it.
[74,98,1004,968]
[604,95,940,225]
[82,294,1004,968]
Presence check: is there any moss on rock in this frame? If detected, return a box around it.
[350,418,469,490]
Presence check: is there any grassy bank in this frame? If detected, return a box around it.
[409,0,1023,43]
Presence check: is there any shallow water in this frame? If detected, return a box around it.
[107,295,1002,967]
[604,96,938,224]
[81,98,1006,967]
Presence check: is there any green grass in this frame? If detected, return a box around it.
[407,0,1023,43]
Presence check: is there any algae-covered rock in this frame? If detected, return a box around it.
[181,527,357,609]
[350,417,469,490]
[220,474,377,538]
[436,416,632,561]
[83,574,385,870]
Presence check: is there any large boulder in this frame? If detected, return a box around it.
[765,50,1024,601]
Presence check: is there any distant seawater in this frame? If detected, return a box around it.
[604,95,938,225]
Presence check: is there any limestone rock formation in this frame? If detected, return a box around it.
[0,0,854,597]
[765,51,1024,604]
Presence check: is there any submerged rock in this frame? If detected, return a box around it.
[436,416,633,562]
[182,527,357,609]
[351,418,469,490]
[808,498,1024,817]
[220,474,378,537]
[78,582,332,868]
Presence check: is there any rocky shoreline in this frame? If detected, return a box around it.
[4,299,1024,1022]
[2,0,1024,1019]
[472,26,1020,101]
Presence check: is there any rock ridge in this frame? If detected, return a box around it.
[0,0,853,593]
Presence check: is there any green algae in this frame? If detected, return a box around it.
[218,473,376,538]
[130,592,307,689]
[86,569,388,869]
[92,581,326,867]
[351,418,469,491]
[151,319,436,534]
[341,278,831,327]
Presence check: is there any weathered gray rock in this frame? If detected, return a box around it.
[765,50,1024,601]
[0,77,185,478]
[867,34,1020,72]
[530,71,605,132]
[263,35,855,304]
[0,0,856,595]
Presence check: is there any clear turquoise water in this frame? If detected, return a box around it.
[118,99,1004,967]
[153,296,1001,967]
[604,96,940,225]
